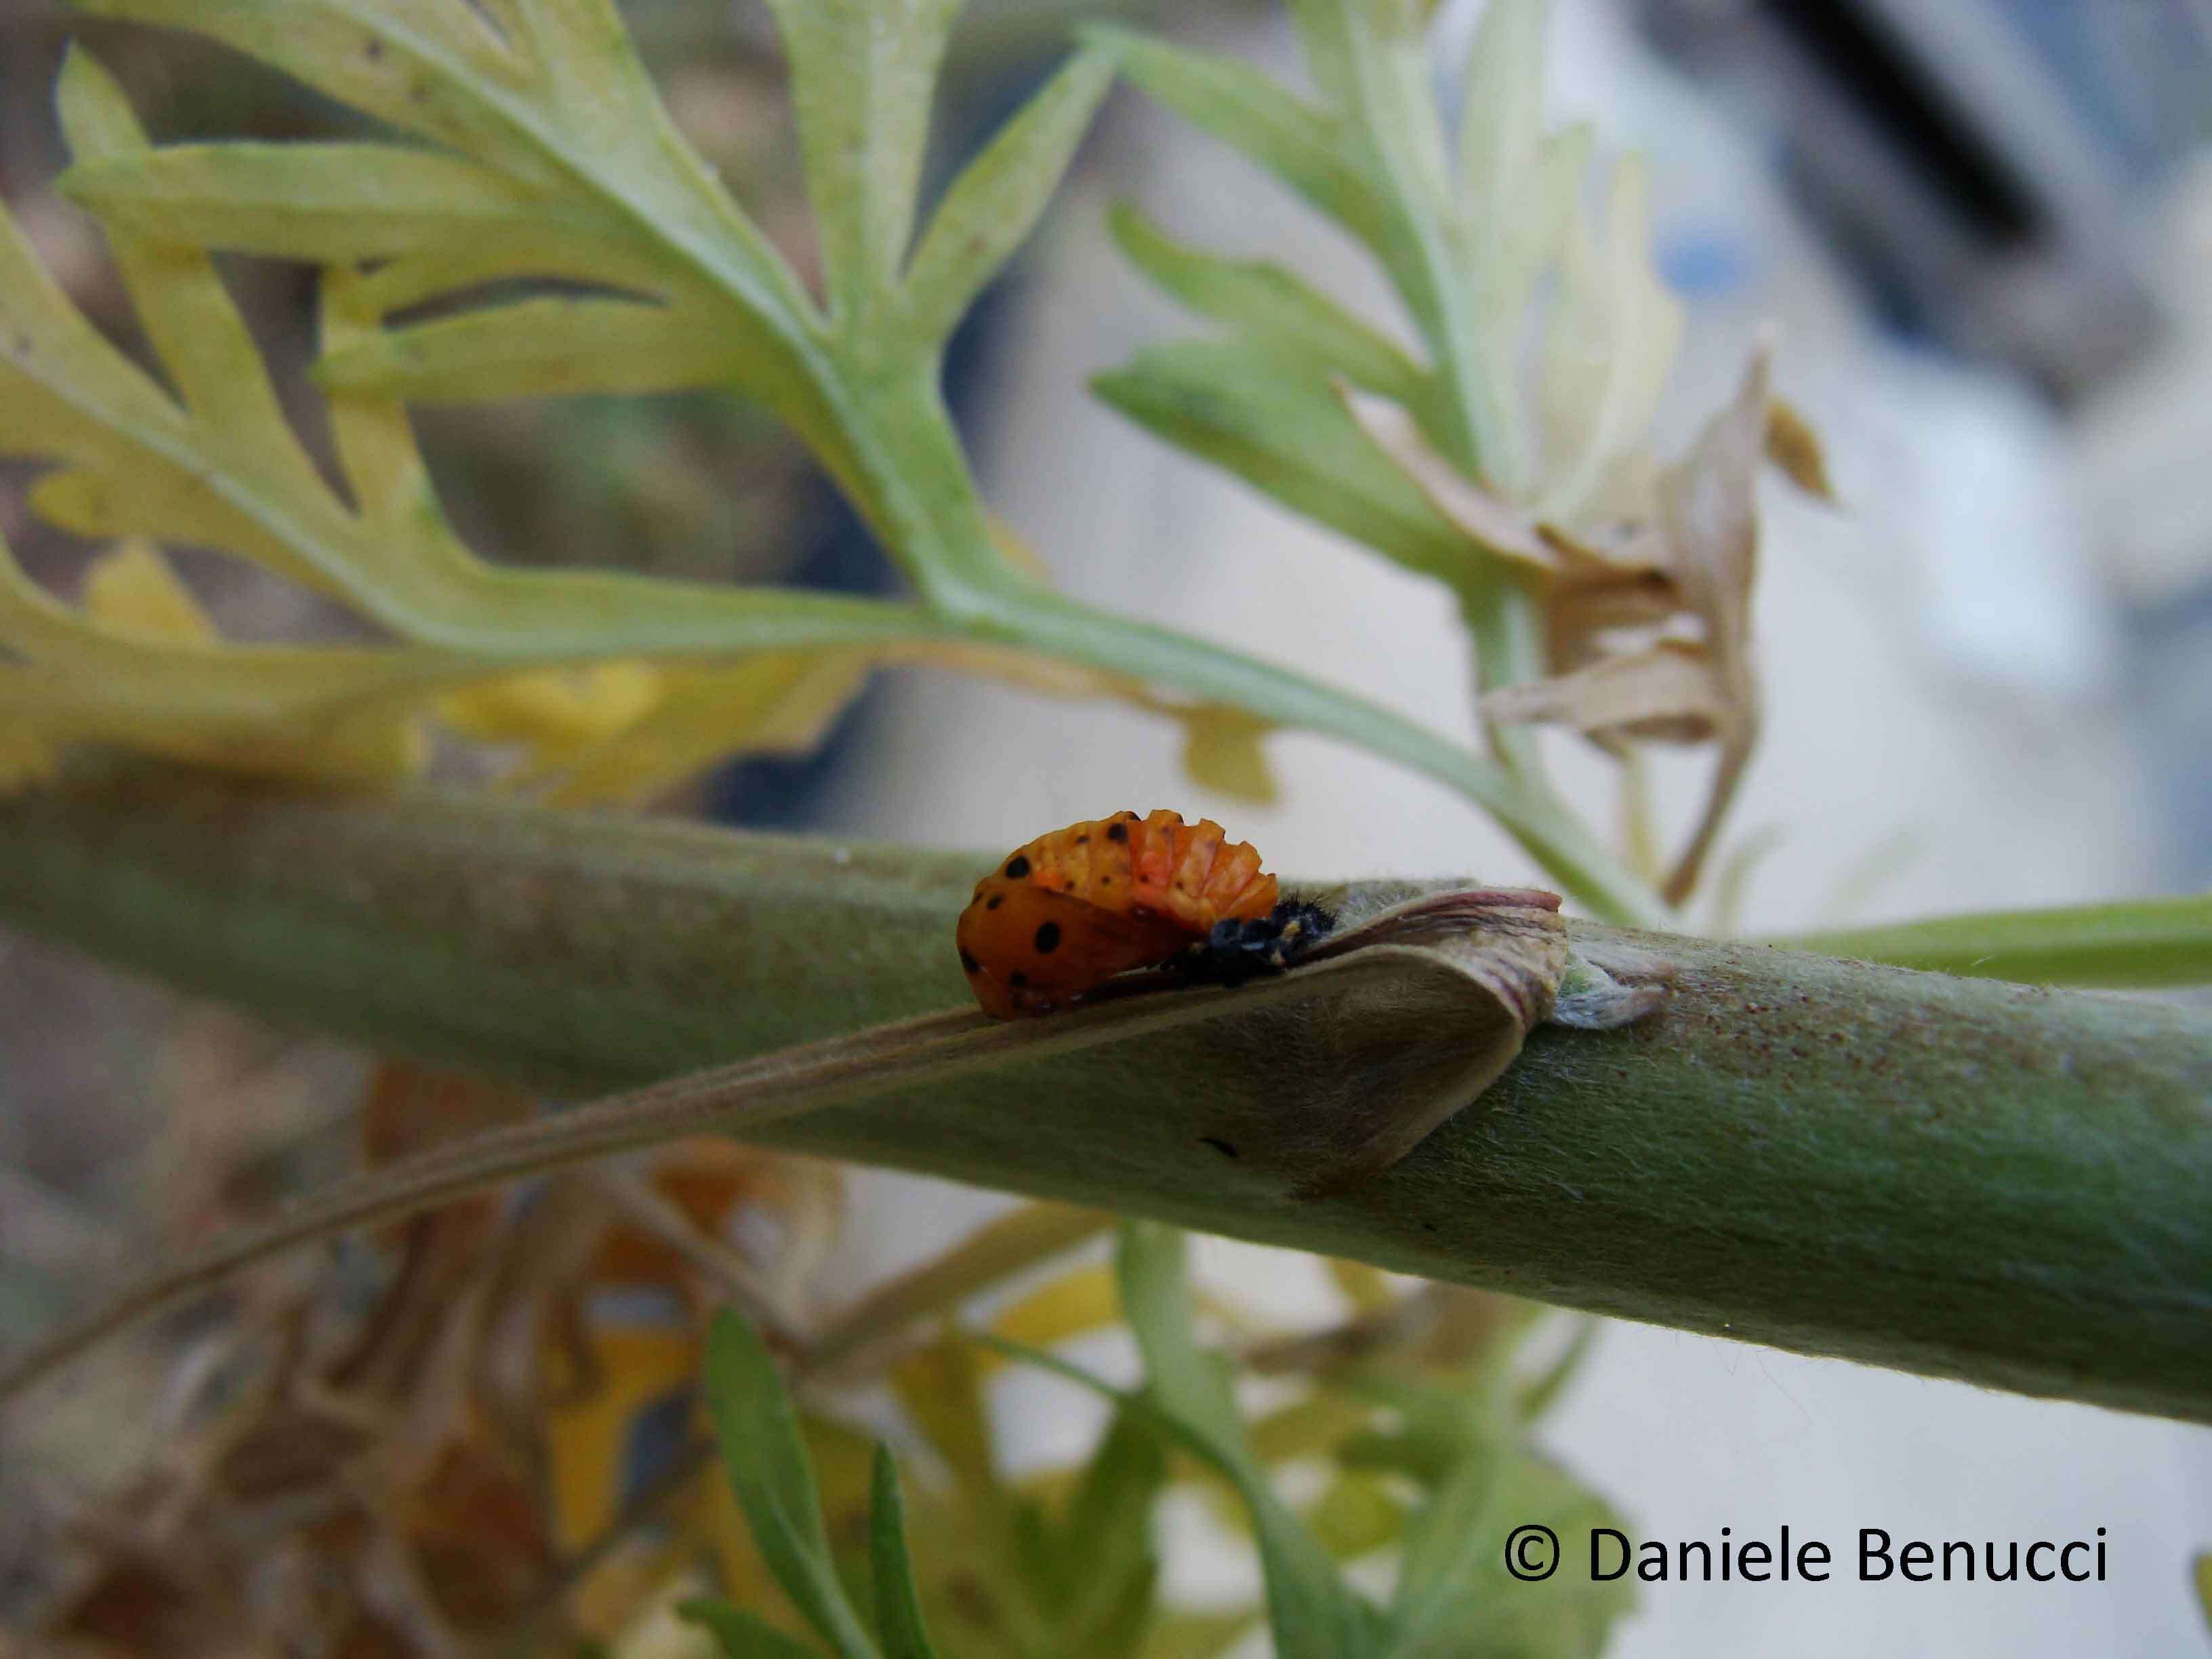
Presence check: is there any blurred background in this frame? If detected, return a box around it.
[3,0,2211,1652]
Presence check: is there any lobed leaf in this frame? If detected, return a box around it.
[762,0,960,319]
[1286,0,1452,210]
[314,294,761,402]
[73,0,549,175]
[901,45,1120,349]
[1084,24,1390,254]
[1108,203,1437,417]
[1093,342,1473,578]
[0,533,434,786]
[18,0,1670,924]
[1456,0,1549,224]
[58,142,548,263]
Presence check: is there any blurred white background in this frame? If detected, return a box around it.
[813,1,2212,1652]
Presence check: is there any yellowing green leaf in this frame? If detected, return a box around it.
[1108,203,1435,418]
[1093,343,1472,578]
[74,0,551,173]
[1086,26,1388,254]
[59,142,546,263]
[0,527,432,790]
[762,0,960,318]
[316,295,763,403]
[902,45,1119,348]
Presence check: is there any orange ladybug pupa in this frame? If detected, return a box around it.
[956,809,1328,1019]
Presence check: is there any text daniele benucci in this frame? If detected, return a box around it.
[1500,1524,2109,1585]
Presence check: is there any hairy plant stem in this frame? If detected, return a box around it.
[1,768,2207,1422]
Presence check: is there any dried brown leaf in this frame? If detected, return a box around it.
[398,1433,554,1635]
[1765,396,1837,501]
[1483,344,1775,903]
[1652,344,1771,901]
[47,1551,250,1654]
[1479,640,1726,743]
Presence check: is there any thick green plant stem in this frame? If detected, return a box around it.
[1,769,2208,1422]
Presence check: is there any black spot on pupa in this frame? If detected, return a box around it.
[365,36,384,60]
[958,949,982,975]
[1004,855,1031,879]
[1200,1136,1240,1160]
[1008,970,1028,988]
[1105,821,1128,843]
[1033,921,1062,954]
[1076,834,1089,843]
[1174,899,1339,989]
[985,894,1002,910]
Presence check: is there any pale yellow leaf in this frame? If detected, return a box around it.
[544,1325,700,1551]
[79,541,216,646]
[1180,705,1279,806]
[1336,381,1554,567]
[890,1334,994,1496]
[1325,1258,1397,1315]
[1537,156,1683,525]
[527,653,876,808]
[440,663,665,758]
[987,1263,1122,1355]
